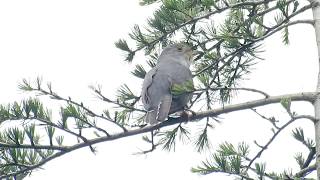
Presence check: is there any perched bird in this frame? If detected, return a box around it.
[141,43,195,125]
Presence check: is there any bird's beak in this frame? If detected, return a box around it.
[184,47,201,63]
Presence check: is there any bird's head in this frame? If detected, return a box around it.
[160,43,198,67]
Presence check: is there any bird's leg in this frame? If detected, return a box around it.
[151,130,155,150]
[178,107,196,124]
[184,108,196,117]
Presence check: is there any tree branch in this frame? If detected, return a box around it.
[295,164,316,178]
[0,92,317,178]
[23,84,127,132]
[0,92,316,178]
[303,147,316,169]
[192,92,316,120]
[246,115,315,171]
[196,87,270,98]
[0,142,66,151]
[131,0,279,54]
[91,87,145,113]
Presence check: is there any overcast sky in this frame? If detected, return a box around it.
[0,0,318,179]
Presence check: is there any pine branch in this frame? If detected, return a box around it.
[192,92,317,120]
[303,147,316,169]
[0,142,66,151]
[251,108,280,129]
[195,87,269,98]
[20,80,127,132]
[90,86,145,113]
[1,92,317,179]
[245,115,316,172]
[129,0,281,55]
[295,164,316,178]
[187,5,313,110]
[194,17,314,77]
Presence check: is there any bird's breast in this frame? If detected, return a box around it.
[157,61,192,84]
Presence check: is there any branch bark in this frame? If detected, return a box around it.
[0,92,317,179]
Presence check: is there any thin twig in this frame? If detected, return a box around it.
[92,88,145,113]
[0,92,317,178]
[302,147,316,169]
[131,0,279,54]
[30,87,127,132]
[251,108,280,129]
[246,115,316,171]
[295,164,316,178]
[196,87,269,98]
[0,142,66,151]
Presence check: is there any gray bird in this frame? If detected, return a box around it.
[141,43,195,125]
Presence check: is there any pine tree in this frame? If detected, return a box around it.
[1,0,320,179]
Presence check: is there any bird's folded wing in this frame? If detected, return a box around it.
[141,68,157,110]
[156,94,172,123]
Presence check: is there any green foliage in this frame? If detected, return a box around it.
[280,97,291,112]
[131,64,147,79]
[282,26,290,45]
[292,127,315,149]
[115,39,135,62]
[255,162,266,179]
[0,98,51,122]
[45,126,55,146]
[18,79,33,91]
[294,152,305,169]
[117,84,138,102]
[171,80,194,96]
[116,0,314,178]
[194,127,211,152]
[56,136,64,146]
[139,0,159,6]
[1,0,316,179]
[147,54,158,67]
[61,104,88,126]
[159,124,190,151]
[115,109,131,125]
[25,124,38,146]
[192,142,249,176]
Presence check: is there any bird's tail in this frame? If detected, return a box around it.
[145,95,172,125]
[145,110,158,125]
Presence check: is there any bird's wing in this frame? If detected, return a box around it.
[141,68,157,110]
[142,67,173,124]
[156,94,172,123]
[145,94,172,125]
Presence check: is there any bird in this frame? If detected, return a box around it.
[141,43,195,125]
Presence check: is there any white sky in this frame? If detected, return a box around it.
[0,0,318,179]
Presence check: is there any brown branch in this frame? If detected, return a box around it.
[256,0,295,16]
[29,87,127,132]
[91,88,145,113]
[194,17,314,78]
[192,92,316,120]
[33,117,99,151]
[5,116,101,152]
[0,92,317,179]
[303,147,316,169]
[196,87,270,98]
[0,142,66,151]
[246,115,316,171]
[188,5,314,110]
[131,0,279,54]
[194,1,314,78]
[251,108,280,129]
[295,164,316,178]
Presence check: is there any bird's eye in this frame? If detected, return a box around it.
[177,46,183,51]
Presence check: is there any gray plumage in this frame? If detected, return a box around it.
[141,43,194,124]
